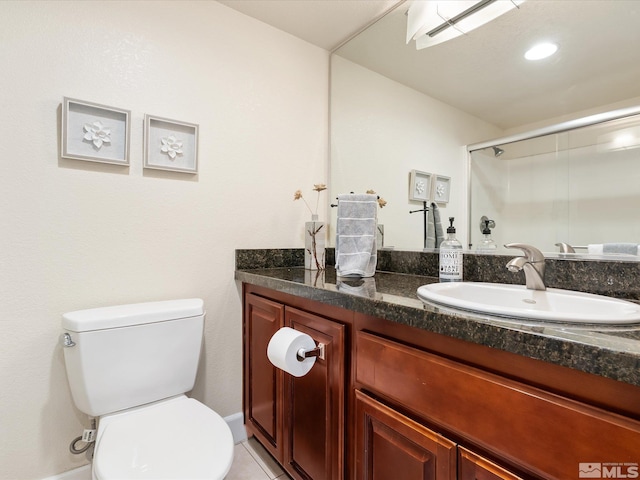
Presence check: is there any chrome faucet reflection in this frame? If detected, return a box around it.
[555,242,576,254]
[505,243,546,291]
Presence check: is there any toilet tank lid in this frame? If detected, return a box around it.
[62,299,204,332]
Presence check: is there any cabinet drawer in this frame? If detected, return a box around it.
[356,331,640,479]
[355,390,456,480]
[458,447,523,480]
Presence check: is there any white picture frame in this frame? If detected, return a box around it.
[409,169,432,202]
[61,97,130,166]
[144,115,199,174]
[432,174,451,204]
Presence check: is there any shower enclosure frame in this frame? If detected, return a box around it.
[466,104,640,251]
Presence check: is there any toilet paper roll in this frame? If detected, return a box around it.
[267,327,317,377]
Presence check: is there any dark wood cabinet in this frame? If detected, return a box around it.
[243,284,640,480]
[243,290,346,480]
[243,293,285,463]
[354,389,522,480]
[458,447,523,480]
[284,307,346,480]
[355,390,456,480]
[354,330,640,479]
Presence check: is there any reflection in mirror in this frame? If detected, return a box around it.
[330,0,640,254]
[469,110,640,257]
[329,54,501,250]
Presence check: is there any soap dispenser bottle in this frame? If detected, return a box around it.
[476,220,497,252]
[439,217,463,282]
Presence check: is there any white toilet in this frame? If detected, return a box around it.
[61,298,234,480]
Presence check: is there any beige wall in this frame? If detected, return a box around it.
[0,1,328,478]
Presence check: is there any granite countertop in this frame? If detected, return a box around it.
[235,265,640,388]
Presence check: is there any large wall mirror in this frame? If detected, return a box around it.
[469,110,640,255]
[330,0,640,257]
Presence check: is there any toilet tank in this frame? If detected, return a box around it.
[61,299,205,417]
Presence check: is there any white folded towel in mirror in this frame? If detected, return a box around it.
[587,243,640,255]
[335,193,378,277]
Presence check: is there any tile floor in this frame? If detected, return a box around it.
[226,437,292,480]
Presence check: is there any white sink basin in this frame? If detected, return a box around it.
[417,282,640,324]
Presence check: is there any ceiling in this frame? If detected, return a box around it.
[218,0,640,130]
[216,0,402,51]
[336,0,640,129]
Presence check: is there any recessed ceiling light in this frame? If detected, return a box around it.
[525,42,558,61]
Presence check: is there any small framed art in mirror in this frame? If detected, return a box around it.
[409,170,432,202]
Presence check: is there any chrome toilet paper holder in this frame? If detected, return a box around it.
[296,342,325,362]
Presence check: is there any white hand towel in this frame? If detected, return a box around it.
[603,243,639,255]
[587,244,604,255]
[588,243,640,255]
[335,193,378,277]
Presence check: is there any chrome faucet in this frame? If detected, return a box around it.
[505,243,546,291]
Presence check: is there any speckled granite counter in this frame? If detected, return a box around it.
[235,249,640,388]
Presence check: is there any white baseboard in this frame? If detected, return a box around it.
[43,412,247,480]
[224,411,248,444]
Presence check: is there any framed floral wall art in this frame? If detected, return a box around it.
[432,174,451,204]
[409,169,432,202]
[144,115,199,174]
[61,97,131,166]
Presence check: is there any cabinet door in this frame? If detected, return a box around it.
[244,293,285,463]
[458,447,523,480]
[355,390,456,480]
[283,307,346,480]
[356,331,640,479]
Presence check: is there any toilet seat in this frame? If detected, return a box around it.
[93,396,234,480]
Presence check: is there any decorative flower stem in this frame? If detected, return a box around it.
[296,184,327,270]
[307,222,325,271]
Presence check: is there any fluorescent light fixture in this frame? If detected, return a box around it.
[524,42,558,60]
[407,0,525,50]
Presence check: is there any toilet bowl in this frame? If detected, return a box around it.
[93,396,233,480]
[61,299,234,480]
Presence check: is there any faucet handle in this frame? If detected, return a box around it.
[504,243,545,262]
[555,242,576,254]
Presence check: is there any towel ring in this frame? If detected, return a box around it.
[331,193,380,208]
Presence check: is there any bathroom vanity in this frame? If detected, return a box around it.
[237,249,640,480]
